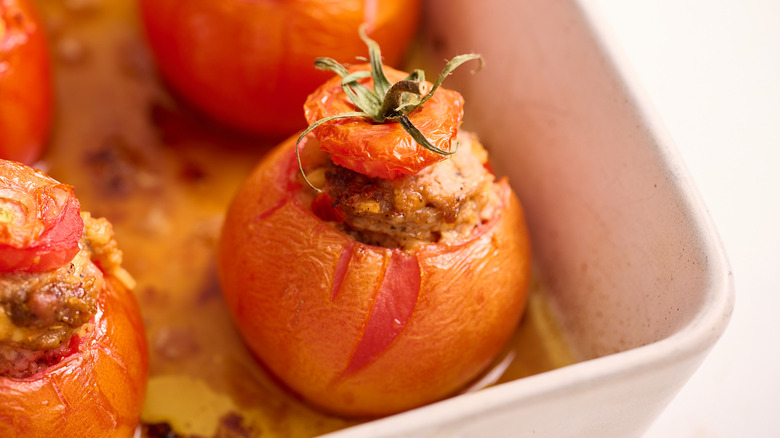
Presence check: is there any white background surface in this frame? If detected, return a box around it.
[592,1,779,437]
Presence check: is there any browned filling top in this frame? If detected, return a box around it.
[302,132,501,250]
[0,212,129,378]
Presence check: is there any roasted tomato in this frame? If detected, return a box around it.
[219,135,530,416]
[0,160,148,437]
[0,0,53,165]
[218,32,530,417]
[138,0,421,137]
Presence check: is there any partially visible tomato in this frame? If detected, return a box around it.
[304,64,464,179]
[139,0,421,137]
[0,0,52,165]
[0,160,84,273]
[0,275,149,438]
[0,160,148,437]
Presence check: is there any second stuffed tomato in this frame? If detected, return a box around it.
[218,33,531,417]
[0,160,148,437]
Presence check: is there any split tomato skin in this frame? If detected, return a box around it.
[0,276,149,438]
[0,0,53,165]
[139,0,421,137]
[218,135,531,417]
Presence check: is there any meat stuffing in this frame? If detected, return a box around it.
[308,132,502,249]
[0,212,127,378]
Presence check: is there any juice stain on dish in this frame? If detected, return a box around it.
[33,0,576,436]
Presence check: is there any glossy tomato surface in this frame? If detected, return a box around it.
[139,0,421,138]
[0,160,84,273]
[0,0,52,165]
[0,276,149,437]
[304,64,464,179]
[218,135,531,417]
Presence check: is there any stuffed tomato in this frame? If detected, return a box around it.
[0,160,148,437]
[217,30,531,417]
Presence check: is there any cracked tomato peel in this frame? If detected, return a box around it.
[0,0,53,165]
[218,135,531,417]
[0,276,149,438]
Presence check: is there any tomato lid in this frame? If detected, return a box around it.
[304,64,465,180]
[0,160,84,273]
[297,26,482,183]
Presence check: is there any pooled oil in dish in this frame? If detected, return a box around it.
[35,1,576,436]
[136,282,572,438]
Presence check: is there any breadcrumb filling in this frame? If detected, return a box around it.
[302,132,502,250]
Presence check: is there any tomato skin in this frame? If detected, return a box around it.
[304,65,465,179]
[0,160,84,273]
[0,276,149,438]
[218,135,531,416]
[139,0,421,137]
[0,0,52,165]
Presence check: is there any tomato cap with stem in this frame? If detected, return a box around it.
[296,25,483,189]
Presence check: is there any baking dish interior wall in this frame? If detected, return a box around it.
[420,0,709,360]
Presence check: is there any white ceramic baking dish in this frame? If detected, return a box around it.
[321,0,734,436]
